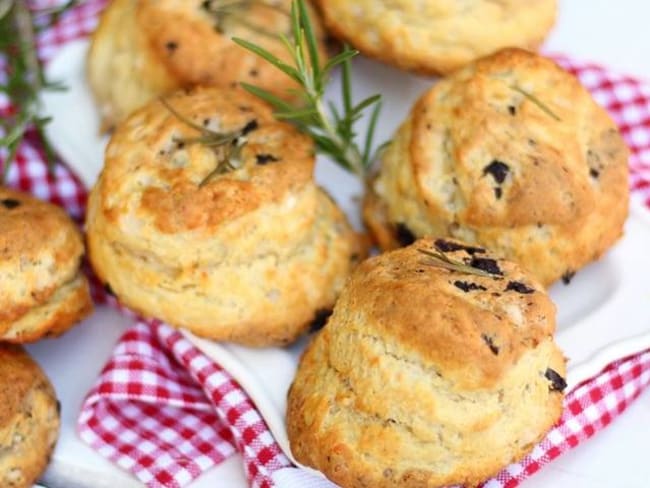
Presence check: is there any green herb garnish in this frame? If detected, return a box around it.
[510,84,562,122]
[201,0,290,40]
[417,248,497,278]
[232,0,387,185]
[0,1,78,181]
[160,97,251,186]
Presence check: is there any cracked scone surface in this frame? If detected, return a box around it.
[86,87,361,346]
[365,48,629,286]
[0,345,60,488]
[87,0,328,129]
[287,238,566,488]
[315,0,556,75]
[0,188,93,343]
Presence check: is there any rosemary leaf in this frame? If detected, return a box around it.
[510,84,562,122]
[232,0,386,184]
[418,248,496,278]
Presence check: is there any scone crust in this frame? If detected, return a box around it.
[369,48,629,286]
[0,188,92,341]
[88,0,328,129]
[287,238,566,487]
[316,0,556,74]
[86,87,361,346]
[0,345,60,488]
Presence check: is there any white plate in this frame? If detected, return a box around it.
[42,39,650,483]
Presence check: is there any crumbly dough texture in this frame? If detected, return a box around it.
[287,238,566,488]
[0,345,60,488]
[0,188,93,342]
[315,0,556,75]
[86,87,361,346]
[365,48,629,286]
[87,0,328,129]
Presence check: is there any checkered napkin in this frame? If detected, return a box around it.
[1,2,650,487]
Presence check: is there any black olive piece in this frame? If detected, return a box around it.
[590,168,600,178]
[454,280,487,293]
[483,160,510,184]
[481,334,499,355]
[241,119,259,135]
[545,368,567,392]
[494,187,503,199]
[505,281,535,294]
[309,309,332,333]
[395,223,415,246]
[434,239,486,255]
[508,105,516,115]
[104,283,116,297]
[469,257,503,276]
[256,154,279,165]
[165,41,178,52]
[1,198,20,209]
[562,270,576,285]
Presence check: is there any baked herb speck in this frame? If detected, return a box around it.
[481,334,499,355]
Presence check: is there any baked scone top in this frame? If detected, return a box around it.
[139,0,326,96]
[0,188,84,324]
[410,48,627,228]
[372,48,629,285]
[316,0,556,74]
[99,87,314,236]
[339,237,555,389]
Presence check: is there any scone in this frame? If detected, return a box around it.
[287,237,567,488]
[88,0,328,130]
[315,0,556,75]
[86,86,362,346]
[364,48,629,286]
[0,345,60,488]
[0,188,93,343]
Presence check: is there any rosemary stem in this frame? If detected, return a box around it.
[14,0,40,92]
[314,97,366,181]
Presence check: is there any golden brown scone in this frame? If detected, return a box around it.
[287,237,567,488]
[0,345,60,487]
[86,86,362,346]
[87,0,328,130]
[315,0,556,75]
[365,48,629,286]
[0,188,93,343]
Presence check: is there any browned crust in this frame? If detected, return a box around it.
[287,238,566,487]
[0,276,93,344]
[0,187,85,325]
[0,345,60,488]
[315,0,556,75]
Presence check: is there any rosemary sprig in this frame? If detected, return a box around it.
[0,1,78,181]
[201,0,289,40]
[232,0,386,184]
[417,248,496,278]
[510,84,562,122]
[160,97,250,186]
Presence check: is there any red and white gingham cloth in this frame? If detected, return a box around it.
[1,2,650,488]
